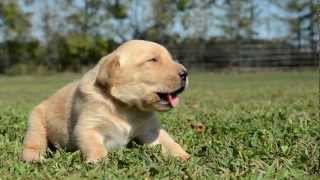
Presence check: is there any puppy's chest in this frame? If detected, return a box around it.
[101,118,139,151]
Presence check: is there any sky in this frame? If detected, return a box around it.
[21,0,293,42]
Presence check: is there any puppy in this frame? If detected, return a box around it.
[21,40,190,163]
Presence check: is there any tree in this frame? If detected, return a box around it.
[0,0,31,41]
[0,0,32,73]
[271,0,316,49]
[64,0,105,36]
[216,0,259,40]
[128,0,153,39]
[178,0,217,39]
[144,0,177,42]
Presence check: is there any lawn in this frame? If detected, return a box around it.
[0,71,319,179]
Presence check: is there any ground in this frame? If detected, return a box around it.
[0,71,318,179]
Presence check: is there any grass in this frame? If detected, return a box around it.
[0,71,319,179]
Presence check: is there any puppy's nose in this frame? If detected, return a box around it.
[179,69,188,81]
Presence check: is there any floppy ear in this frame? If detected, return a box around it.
[96,54,120,87]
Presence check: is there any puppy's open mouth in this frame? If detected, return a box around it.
[156,86,185,108]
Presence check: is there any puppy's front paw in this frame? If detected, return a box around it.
[85,157,105,164]
[84,151,107,164]
[21,148,42,163]
[179,153,191,161]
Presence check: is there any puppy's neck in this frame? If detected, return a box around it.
[112,97,155,119]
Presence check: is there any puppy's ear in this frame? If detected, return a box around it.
[96,54,120,87]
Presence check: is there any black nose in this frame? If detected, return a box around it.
[179,69,188,81]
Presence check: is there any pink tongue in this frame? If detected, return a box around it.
[167,94,179,107]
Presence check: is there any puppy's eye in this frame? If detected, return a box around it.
[147,58,158,63]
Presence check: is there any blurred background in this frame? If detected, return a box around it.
[0,0,319,74]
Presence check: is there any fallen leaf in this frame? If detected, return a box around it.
[191,122,206,133]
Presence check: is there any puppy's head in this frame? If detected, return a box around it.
[96,40,188,111]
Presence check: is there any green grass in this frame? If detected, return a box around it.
[0,71,319,179]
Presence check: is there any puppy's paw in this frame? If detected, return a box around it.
[85,156,105,164]
[21,148,42,163]
[84,152,107,164]
[179,153,191,161]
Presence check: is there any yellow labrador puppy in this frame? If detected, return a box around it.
[22,40,190,163]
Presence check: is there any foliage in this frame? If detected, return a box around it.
[151,0,176,32]
[56,33,110,71]
[0,0,31,40]
[0,34,114,73]
[107,0,128,19]
[270,0,315,48]
[0,0,318,74]
[176,0,191,11]
[0,71,318,178]
[315,2,320,24]
[216,0,259,40]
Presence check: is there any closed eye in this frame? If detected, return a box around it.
[147,58,158,63]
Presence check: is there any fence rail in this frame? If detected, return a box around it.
[170,44,318,70]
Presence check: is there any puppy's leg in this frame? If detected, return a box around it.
[75,128,107,163]
[138,128,190,161]
[22,106,47,162]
